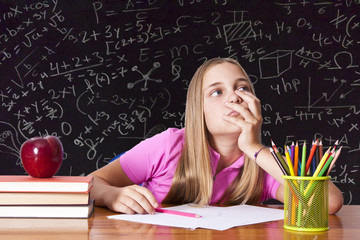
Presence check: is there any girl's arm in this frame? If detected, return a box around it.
[88,160,159,214]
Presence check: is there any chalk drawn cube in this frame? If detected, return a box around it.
[259,50,293,79]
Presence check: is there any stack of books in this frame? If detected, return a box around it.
[0,175,94,218]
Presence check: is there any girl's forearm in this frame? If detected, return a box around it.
[89,174,115,207]
[245,144,285,185]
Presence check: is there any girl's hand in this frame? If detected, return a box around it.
[222,90,263,152]
[89,160,159,215]
[103,184,159,214]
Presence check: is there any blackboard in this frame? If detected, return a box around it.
[0,0,359,204]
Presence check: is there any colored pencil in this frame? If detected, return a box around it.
[318,151,336,177]
[270,148,287,175]
[312,147,332,177]
[303,148,332,197]
[301,141,306,176]
[325,140,339,166]
[305,139,318,173]
[311,150,316,175]
[155,208,201,218]
[321,147,335,172]
[271,140,290,175]
[325,140,338,163]
[286,145,297,226]
[291,142,295,165]
[291,194,296,226]
[319,140,323,160]
[307,140,314,175]
[284,145,295,176]
[314,143,320,174]
[327,146,342,175]
[298,147,306,226]
[294,141,299,176]
[333,140,339,151]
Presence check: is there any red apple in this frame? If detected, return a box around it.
[20,136,63,178]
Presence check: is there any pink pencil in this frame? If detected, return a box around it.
[155,208,202,218]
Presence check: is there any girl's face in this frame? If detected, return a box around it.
[202,62,252,137]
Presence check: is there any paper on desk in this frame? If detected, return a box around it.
[107,204,284,231]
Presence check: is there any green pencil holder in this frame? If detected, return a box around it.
[282,176,330,232]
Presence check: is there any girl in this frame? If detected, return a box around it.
[89,58,343,215]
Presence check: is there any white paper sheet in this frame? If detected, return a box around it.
[107,204,284,231]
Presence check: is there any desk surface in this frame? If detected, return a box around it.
[0,205,358,240]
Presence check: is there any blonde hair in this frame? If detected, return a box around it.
[162,58,264,205]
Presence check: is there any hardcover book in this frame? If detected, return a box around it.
[0,175,94,193]
[0,199,95,218]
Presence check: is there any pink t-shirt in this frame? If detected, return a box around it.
[120,128,280,204]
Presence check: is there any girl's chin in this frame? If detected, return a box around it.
[226,124,242,132]
[210,126,242,136]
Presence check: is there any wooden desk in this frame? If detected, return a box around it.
[0,205,358,240]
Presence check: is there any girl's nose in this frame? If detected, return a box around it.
[229,91,242,103]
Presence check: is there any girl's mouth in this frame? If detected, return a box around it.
[227,111,239,117]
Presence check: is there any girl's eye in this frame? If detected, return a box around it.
[237,86,249,91]
[210,90,222,96]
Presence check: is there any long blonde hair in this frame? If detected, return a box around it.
[162,58,264,205]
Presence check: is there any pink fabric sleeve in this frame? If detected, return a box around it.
[261,172,281,202]
[119,130,170,184]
